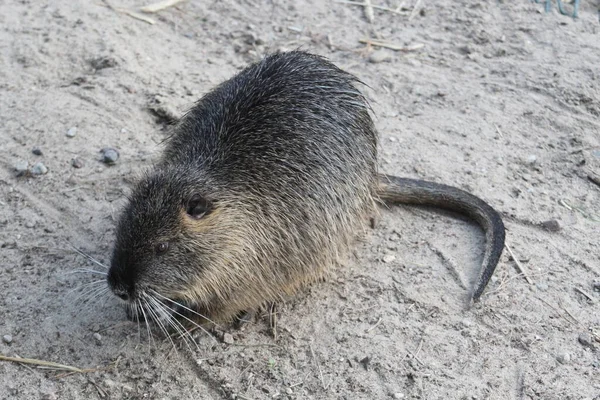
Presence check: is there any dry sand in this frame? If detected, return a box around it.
[1,0,599,399]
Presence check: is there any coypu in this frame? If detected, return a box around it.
[107,50,505,329]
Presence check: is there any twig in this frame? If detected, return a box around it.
[364,0,375,22]
[588,171,600,188]
[574,287,595,302]
[309,343,326,390]
[493,124,504,138]
[365,317,383,333]
[0,355,83,373]
[505,244,533,285]
[101,0,156,24]
[359,38,424,51]
[117,8,156,24]
[406,338,425,366]
[537,297,577,326]
[141,0,186,13]
[409,0,423,21]
[335,1,409,15]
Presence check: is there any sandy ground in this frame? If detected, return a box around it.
[1,0,599,399]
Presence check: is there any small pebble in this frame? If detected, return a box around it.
[31,162,48,175]
[578,332,594,348]
[66,127,77,138]
[382,254,396,263]
[535,282,549,291]
[93,332,102,344]
[526,155,537,164]
[222,332,234,345]
[15,160,29,176]
[285,388,293,395]
[556,351,570,364]
[369,51,392,64]
[71,158,84,169]
[540,219,560,232]
[32,147,43,156]
[359,355,371,370]
[90,56,118,70]
[394,394,405,399]
[25,221,36,228]
[3,334,13,344]
[100,148,119,165]
[593,279,600,292]
[104,379,116,388]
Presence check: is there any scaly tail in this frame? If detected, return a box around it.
[376,174,505,304]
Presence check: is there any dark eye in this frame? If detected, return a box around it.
[155,242,169,254]
[186,194,213,219]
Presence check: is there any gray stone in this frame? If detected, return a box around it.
[71,158,84,169]
[382,254,396,263]
[31,162,48,175]
[556,351,570,364]
[15,160,29,176]
[578,332,595,348]
[222,332,234,344]
[369,51,392,64]
[100,148,119,165]
[66,127,77,138]
[3,334,13,344]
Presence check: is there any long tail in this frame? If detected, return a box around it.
[376,174,505,304]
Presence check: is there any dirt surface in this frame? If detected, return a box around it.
[1,0,599,399]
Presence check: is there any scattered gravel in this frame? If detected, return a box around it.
[100,148,119,165]
[31,162,48,175]
[14,160,29,176]
[540,219,560,232]
[222,332,234,345]
[382,254,396,263]
[369,51,392,63]
[578,332,595,349]
[71,158,84,168]
[556,351,571,364]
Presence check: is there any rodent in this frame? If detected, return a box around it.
[107,51,505,326]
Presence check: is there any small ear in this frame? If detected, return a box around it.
[186,194,212,219]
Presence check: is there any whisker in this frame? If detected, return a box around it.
[149,289,220,327]
[66,279,107,297]
[147,295,196,353]
[147,295,200,353]
[60,269,108,277]
[148,294,217,344]
[137,298,155,348]
[81,286,110,306]
[142,295,178,353]
[66,242,109,270]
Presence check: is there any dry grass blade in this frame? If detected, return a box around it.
[141,0,186,13]
[116,9,156,24]
[0,355,83,373]
[359,38,424,51]
[364,0,375,22]
[335,1,409,15]
[505,244,533,285]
